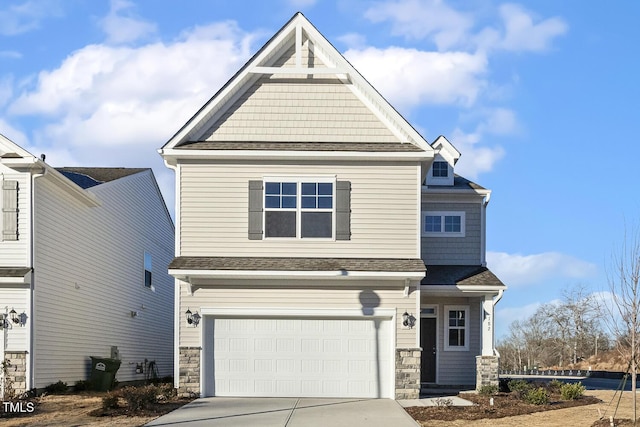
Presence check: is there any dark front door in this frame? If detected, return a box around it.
[421,317,437,383]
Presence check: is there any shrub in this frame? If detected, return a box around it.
[74,380,92,391]
[498,377,511,393]
[548,379,564,393]
[101,392,120,410]
[44,380,68,394]
[524,387,550,405]
[478,384,499,396]
[119,385,159,411]
[507,379,531,397]
[560,382,585,400]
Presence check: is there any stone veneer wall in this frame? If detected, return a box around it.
[476,355,499,390]
[3,351,28,396]
[395,348,421,399]
[178,347,201,397]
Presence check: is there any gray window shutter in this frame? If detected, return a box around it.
[336,180,351,240]
[248,180,263,240]
[2,180,18,241]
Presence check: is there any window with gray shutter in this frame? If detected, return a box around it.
[248,180,263,240]
[2,180,18,241]
[336,180,351,240]
[248,179,351,240]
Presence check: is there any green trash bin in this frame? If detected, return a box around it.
[90,356,121,391]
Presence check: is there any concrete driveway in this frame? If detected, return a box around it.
[145,397,419,427]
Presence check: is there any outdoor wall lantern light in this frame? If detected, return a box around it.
[402,311,416,329]
[185,308,201,327]
[0,307,26,328]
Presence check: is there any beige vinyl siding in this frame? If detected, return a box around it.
[269,34,326,68]
[179,282,417,349]
[180,161,420,258]
[32,171,174,388]
[0,167,30,267]
[424,296,481,385]
[421,202,482,265]
[199,75,401,143]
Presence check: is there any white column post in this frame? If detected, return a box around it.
[481,295,494,356]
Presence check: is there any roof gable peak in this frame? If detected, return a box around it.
[161,13,433,155]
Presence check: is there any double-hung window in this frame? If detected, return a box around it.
[422,211,465,237]
[264,178,334,239]
[432,161,449,178]
[445,305,469,351]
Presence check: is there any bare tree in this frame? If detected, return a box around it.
[604,229,640,424]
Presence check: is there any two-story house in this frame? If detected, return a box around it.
[0,134,174,394]
[160,12,505,400]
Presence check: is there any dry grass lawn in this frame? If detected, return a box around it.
[412,390,640,427]
[1,389,639,426]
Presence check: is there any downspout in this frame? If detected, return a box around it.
[492,289,504,357]
[162,156,181,390]
[481,192,491,267]
[29,166,46,392]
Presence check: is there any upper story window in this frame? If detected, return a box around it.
[445,305,469,351]
[422,211,465,237]
[144,252,153,290]
[264,179,334,239]
[432,161,449,178]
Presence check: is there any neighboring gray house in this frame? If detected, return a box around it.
[0,134,174,394]
[159,12,505,400]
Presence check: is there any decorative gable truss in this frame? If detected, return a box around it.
[160,12,434,154]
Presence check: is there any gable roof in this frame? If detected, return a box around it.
[431,135,461,165]
[160,13,433,158]
[56,167,148,189]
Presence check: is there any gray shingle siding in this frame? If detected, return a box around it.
[421,202,482,265]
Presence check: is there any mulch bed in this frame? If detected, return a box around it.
[405,392,602,422]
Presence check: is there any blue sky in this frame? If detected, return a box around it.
[1,0,638,338]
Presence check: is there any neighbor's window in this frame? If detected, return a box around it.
[264,179,334,239]
[144,252,153,289]
[432,161,449,178]
[423,212,465,237]
[445,306,469,351]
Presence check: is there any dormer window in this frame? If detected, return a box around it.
[432,161,449,178]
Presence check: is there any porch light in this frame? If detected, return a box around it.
[402,311,416,329]
[9,308,18,324]
[185,308,201,327]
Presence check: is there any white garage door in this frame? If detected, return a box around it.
[209,317,392,398]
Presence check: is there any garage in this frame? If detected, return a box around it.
[201,315,393,398]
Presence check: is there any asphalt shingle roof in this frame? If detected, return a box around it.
[422,265,505,288]
[169,257,426,272]
[56,167,148,189]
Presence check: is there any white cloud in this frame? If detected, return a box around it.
[365,0,473,50]
[495,4,568,52]
[6,19,258,219]
[0,0,63,36]
[345,47,487,109]
[99,0,157,45]
[337,32,367,50]
[487,251,598,288]
[364,0,567,54]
